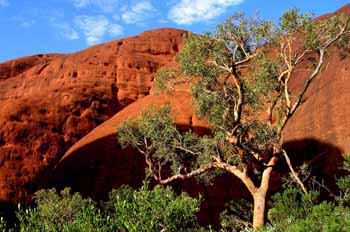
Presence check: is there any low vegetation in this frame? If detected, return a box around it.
[0,155,349,231]
[0,183,210,232]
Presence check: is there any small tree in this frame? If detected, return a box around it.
[118,9,350,229]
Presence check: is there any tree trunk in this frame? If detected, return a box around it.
[252,190,267,229]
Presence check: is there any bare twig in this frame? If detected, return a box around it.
[282,149,309,196]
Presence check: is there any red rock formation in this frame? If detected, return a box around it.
[0,28,187,203]
[0,54,62,80]
[315,4,350,21]
[283,45,350,171]
[1,5,350,226]
[283,3,350,154]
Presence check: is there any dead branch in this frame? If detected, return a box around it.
[282,149,309,195]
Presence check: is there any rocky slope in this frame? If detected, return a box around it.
[0,28,186,203]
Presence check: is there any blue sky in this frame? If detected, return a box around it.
[0,0,349,62]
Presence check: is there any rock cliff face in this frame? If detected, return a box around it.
[0,28,186,203]
[281,4,350,158]
[283,45,350,175]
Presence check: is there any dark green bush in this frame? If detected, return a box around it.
[16,188,107,232]
[0,217,8,232]
[104,183,206,232]
[4,183,209,232]
[262,154,350,232]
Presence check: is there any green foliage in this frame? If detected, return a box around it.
[118,105,198,174]
[176,33,223,78]
[16,188,106,232]
[118,104,253,182]
[191,80,230,127]
[282,201,350,232]
[118,105,191,174]
[279,8,313,34]
[278,8,321,51]
[220,199,253,231]
[245,56,279,107]
[105,184,204,232]
[152,69,178,94]
[336,154,350,207]
[267,188,318,230]
[118,105,177,152]
[0,217,8,232]
[242,121,278,154]
[175,13,275,131]
[263,155,350,232]
[216,12,274,55]
[4,184,208,232]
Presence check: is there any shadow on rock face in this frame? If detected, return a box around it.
[281,137,344,193]
[52,134,147,200]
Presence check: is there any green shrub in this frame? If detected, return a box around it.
[7,184,209,232]
[16,188,106,232]
[267,187,318,230]
[264,155,350,232]
[104,183,205,232]
[284,202,350,232]
[0,217,8,232]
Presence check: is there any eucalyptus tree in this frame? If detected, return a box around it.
[118,9,350,229]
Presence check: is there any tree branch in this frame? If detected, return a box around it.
[235,53,258,66]
[289,49,324,116]
[213,161,258,195]
[230,71,243,124]
[158,163,216,184]
[282,149,309,195]
[278,48,324,135]
[259,156,278,193]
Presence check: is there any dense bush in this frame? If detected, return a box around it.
[0,184,210,232]
[104,184,207,232]
[0,217,7,232]
[15,188,109,232]
[262,155,350,232]
[264,188,350,232]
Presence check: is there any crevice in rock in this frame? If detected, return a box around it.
[36,62,50,75]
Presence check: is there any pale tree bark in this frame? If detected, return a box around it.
[252,156,278,228]
[282,149,309,195]
[252,191,267,229]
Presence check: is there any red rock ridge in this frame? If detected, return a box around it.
[0,54,62,80]
[0,28,187,203]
